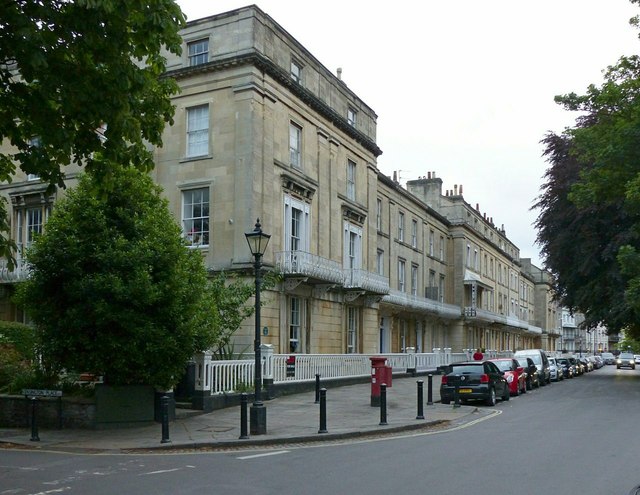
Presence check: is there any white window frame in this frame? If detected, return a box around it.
[291,58,302,83]
[284,195,310,252]
[411,264,418,296]
[439,235,444,261]
[377,249,384,276]
[411,220,418,248]
[429,229,434,256]
[347,306,358,353]
[188,38,209,66]
[398,211,405,242]
[376,198,382,231]
[290,297,301,353]
[347,107,357,127]
[439,275,445,303]
[289,121,302,168]
[398,258,406,292]
[346,159,356,201]
[186,104,209,158]
[343,222,362,270]
[182,187,210,247]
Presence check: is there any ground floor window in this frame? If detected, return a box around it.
[347,306,358,353]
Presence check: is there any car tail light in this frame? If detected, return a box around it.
[441,375,448,384]
[480,374,489,383]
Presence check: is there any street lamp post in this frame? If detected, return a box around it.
[245,219,271,435]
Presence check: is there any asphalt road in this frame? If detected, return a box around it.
[2,365,639,495]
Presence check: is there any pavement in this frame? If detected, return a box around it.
[0,375,493,454]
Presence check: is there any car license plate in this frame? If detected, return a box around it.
[458,388,472,393]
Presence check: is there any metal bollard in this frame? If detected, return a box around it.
[160,395,171,443]
[379,383,388,426]
[318,388,328,434]
[239,393,249,439]
[453,374,461,408]
[416,380,425,420]
[315,373,321,404]
[427,373,434,405]
[30,397,40,442]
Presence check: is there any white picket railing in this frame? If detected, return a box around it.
[205,351,474,395]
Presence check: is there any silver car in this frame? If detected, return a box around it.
[548,357,564,381]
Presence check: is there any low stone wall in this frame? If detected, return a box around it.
[0,394,95,429]
[0,388,175,429]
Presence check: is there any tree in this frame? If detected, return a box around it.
[0,0,186,262]
[535,11,640,338]
[14,167,215,389]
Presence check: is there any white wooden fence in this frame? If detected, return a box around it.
[199,350,510,395]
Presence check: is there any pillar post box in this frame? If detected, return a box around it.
[370,356,392,406]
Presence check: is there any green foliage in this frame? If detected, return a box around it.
[0,0,186,262]
[0,320,36,360]
[14,167,211,389]
[536,13,640,339]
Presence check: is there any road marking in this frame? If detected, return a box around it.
[139,468,181,476]
[26,489,71,495]
[237,450,290,460]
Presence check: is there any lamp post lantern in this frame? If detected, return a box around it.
[245,218,271,435]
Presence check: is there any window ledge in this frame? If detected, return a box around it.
[180,155,212,163]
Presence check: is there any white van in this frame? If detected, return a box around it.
[514,349,551,386]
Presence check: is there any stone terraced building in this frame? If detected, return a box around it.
[0,5,561,355]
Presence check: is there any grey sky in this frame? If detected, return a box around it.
[177,0,640,267]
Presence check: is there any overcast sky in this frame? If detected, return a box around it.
[176,0,640,267]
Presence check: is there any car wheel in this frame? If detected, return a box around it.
[617,366,621,369]
[502,386,510,402]
[484,387,496,406]
[513,385,520,397]
[521,381,526,394]
[526,378,532,391]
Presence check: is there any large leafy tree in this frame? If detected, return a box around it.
[0,0,185,261]
[535,3,640,338]
[15,167,220,389]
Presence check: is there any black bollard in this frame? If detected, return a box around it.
[416,380,425,420]
[453,374,461,408]
[318,388,327,434]
[160,395,171,443]
[427,373,434,405]
[379,383,388,426]
[315,373,321,404]
[30,397,39,442]
[239,393,249,439]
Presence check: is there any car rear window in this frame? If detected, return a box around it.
[450,365,484,374]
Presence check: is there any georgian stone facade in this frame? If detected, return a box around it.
[0,5,559,354]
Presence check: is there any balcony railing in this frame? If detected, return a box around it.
[463,307,541,334]
[0,258,29,283]
[384,289,460,319]
[343,268,389,294]
[275,251,344,284]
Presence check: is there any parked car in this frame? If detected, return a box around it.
[514,349,551,385]
[515,356,539,389]
[634,355,640,365]
[490,358,527,396]
[616,352,636,370]
[548,357,564,381]
[600,352,616,365]
[567,356,584,375]
[440,361,510,406]
[578,356,592,372]
[592,355,604,369]
[556,357,575,379]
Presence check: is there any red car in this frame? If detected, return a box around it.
[490,358,526,396]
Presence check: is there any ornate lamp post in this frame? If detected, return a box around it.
[245,218,270,435]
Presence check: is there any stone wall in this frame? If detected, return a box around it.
[0,395,95,429]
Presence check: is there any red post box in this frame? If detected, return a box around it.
[370,356,392,406]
